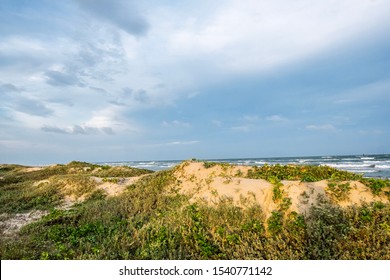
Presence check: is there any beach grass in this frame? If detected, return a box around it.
[1,161,389,260]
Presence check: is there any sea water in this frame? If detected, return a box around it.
[99,154,390,179]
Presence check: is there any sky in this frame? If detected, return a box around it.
[1,0,390,165]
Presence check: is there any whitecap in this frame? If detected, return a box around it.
[376,164,390,169]
[323,163,369,169]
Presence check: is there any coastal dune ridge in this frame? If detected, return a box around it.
[171,161,389,219]
[1,159,390,259]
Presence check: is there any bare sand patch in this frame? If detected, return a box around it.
[24,167,44,172]
[94,176,144,196]
[0,175,147,234]
[0,210,48,235]
[32,179,50,187]
[172,161,389,218]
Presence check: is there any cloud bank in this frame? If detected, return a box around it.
[0,0,389,164]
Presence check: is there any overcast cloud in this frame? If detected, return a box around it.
[0,0,389,165]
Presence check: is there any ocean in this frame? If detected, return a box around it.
[99,154,390,179]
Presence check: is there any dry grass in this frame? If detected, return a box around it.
[1,161,389,260]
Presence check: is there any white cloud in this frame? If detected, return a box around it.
[187,91,200,99]
[149,140,200,147]
[212,120,223,127]
[306,124,336,131]
[231,124,255,132]
[333,78,390,104]
[165,0,390,75]
[44,70,84,87]
[162,120,191,128]
[358,129,384,135]
[0,140,33,149]
[241,115,260,122]
[84,106,141,134]
[167,140,199,146]
[4,0,388,135]
[75,0,150,37]
[11,111,50,130]
[266,115,288,122]
[1,1,389,163]
[41,125,114,135]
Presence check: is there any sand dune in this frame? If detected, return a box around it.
[171,161,389,218]
[1,161,388,236]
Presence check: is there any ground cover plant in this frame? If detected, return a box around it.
[246,164,363,182]
[0,161,389,259]
[0,162,152,214]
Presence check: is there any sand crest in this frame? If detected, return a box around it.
[172,161,389,218]
[92,176,145,197]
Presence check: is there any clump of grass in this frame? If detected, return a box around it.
[0,165,68,187]
[326,181,351,202]
[0,164,26,175]
[267,211,284,234]
[67,161,101,169]
[269,177,284,203]
[203,162,218,169]
[54,175,97,198]
[0,162,154,215]
[202,161,233,172]
[305,202,390,259]
[360,178,390,196]
[247,164,362,182]
[102,178,119,184]
[1,194,389,260]
[0,181,63,214]
[267,177,291,213]
[279,197,292,212]
[94,166,153,178]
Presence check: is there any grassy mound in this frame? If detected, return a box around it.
[1,161,389,260]
[0,162,153,214]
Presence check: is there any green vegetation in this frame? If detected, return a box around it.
[0,180,62,213]
[361,178,390,196]
[6,197,385,260]
[203,162,218,169]
[1,161,389,260]
[326,181,351,202]
[102,178,119,184]
[246,164,363,182]
[269,177,284,203]
[0,162,152,214]
[203,161,233,171]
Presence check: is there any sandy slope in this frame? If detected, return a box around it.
[0,174,146,235]
[1,161,389,235]
[172,161,389,218]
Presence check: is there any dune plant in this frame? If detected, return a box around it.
[326,181,351,202]
[246,164,362,182]
[360,178,390,196]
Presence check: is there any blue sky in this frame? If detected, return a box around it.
[1,0,390,165]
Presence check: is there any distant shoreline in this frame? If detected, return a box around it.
[94,154,390,179]
[2,153,390,179]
